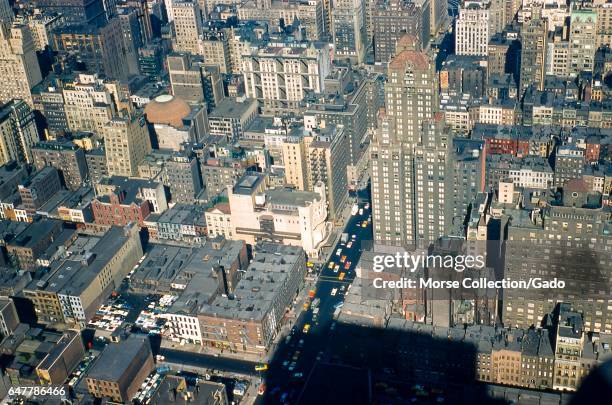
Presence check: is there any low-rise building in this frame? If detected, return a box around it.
[197,243,306,355]
[92,177,168,227]
[2,327,84,386]
[208,97,258,142]
[85,335,155,402]
[227,173,329,258]
[147,204,206,243]
[5,218,64,270]
[23,225,142,325]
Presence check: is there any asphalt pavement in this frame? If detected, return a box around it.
[259,193,373,403]
[158,190,373,404]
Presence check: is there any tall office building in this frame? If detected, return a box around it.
[414,117,449,243]
[0,0,13,24]
[371,35,437,247]
[242,41,331,112]
[0,23,42,107]
[446,138,485,236]
[503,191,612,334]
[171,0,202,54]
[332,0,367,64]
[519,15,547,95]
[0,100,40,165]
[168,53,224,109]
[430,0,448,36]
[372,0,427,63]
[568,9,597,77]
[31,140,89,191]
[455,0,491,56]
[102,114,152,177]
[35,0,107,26]
[52,18,131,81]
[595,2,612,50]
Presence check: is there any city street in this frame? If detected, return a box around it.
[257,191,372,403]
[154,189,373,404]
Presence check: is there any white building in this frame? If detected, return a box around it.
[455,0,491,56]
[227,173,330,258]
[242,42,331,113]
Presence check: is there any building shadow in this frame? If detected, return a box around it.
[260,321,514,404]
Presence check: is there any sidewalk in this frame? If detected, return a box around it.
[160,339,264,362]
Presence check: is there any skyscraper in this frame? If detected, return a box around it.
[568,9,597,77]
[371,35,438,247]
[413,116,449,242]
[372,0,426,63]
[519,14,547,95]
[0,23,42,107]
[455,0,491,56]
[103,114,152,177]
[332,0,367,64]
[0,100,40,165]
[171,0,202,54]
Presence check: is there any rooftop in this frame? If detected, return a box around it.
[87,335,151,382]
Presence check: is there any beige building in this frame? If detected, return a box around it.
[171,0,202,54]
[0,22,42,107]
[281,134,308,190]
[103,114,152,177]
[62,74,131,135]
[242,42,331,113]
[23,225,143,325]
[205,202,232,238]
[473,101,516,126]
[200,29,230,74]
[568,9,597,77]
[595,2,612,50]
[228,173,329,258]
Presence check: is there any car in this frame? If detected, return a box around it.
[346,241,353,249]
[303,324,311,333]
[306,261,314,268]
[336,248,342,256]
[254,363,268,371]
[288,362,296,371]
[282,360,289,368]
[328,262,335,269]
[365,203,370,210]
[339,272,345,281]
[331,288,338,296]
[293,372,304,379]
[362,221,368,228]
[303,302,310,310]
[359,208,363,215]
[298,339,305,347]
[351,234,356,239]
[334,264,340,272]
[258,384,266,395]
[340,255,347,263]
[340,285,346,292]
[292,351,301,361]
[344,261,351,270]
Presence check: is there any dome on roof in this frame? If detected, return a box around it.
[143,95,191,128]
